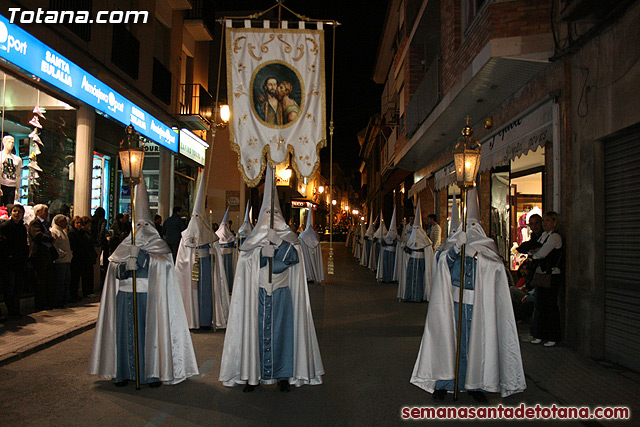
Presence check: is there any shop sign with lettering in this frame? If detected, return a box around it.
[0,15,178,151]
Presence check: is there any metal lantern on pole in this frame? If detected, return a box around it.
[452,116,481,401]
[118,124,145,390]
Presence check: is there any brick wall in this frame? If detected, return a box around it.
[440,0,553,94]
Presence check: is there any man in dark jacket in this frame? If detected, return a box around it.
[162,206,186,261]
[516,214,544,254]
[0,204,29,319]
[28,204,56,310]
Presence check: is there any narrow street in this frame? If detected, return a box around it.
[0,244,627,426]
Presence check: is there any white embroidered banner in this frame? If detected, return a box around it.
[226,27,326,186]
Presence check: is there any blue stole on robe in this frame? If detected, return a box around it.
[220,242,236,293]
[381,239,396,282]
[113,249,159,383]
[435,246,480,392]
[403,247,425,302]
[196,244,214,327]
[257,242,299,381]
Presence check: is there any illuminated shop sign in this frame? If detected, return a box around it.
[178,128,208,166]
[0,15,178,152]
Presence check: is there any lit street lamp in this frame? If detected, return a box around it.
[118,124,145,390]
[452,116,481,400]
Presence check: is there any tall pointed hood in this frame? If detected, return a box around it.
[182,172,216,247]
[135,176,152,223]
[237,203,253,239]
[299,208,320,248]
[445,187,498,255]
[373,210,387,240]
[240,163,298,251]
[407,197,431,250]
[110,174,170,258]
[449,194,459,236]
[365,213,377,238]
[383,206,398,244]
[216,206,236,244]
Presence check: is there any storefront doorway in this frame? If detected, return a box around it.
[490,146,545,271]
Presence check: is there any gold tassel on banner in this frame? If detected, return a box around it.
[192,255,200,287]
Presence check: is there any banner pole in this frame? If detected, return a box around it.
[327,24,336,275]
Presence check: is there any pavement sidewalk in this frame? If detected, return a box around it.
[0,297,100,366]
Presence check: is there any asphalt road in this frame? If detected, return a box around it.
[0,244,577,426]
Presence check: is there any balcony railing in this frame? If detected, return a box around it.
[406,55,440,138]
[178,84,214,125]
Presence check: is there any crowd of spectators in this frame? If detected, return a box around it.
[0,203,198,322]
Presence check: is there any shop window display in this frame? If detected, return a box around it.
[0,71,76,213]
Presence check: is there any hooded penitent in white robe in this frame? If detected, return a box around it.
[216,207,238,293]
[395,218,409,296]
[299,210,324,282]
[398,200,434,302]
[219,164,324,388]
[368,214,384,270]
[376,206,398,282]
[237,203,253,247]
[353,223,365,260]
[175,173,230,329]
[410,188,526,397]
[361,213,375,267]
[89,177,199,385]
[345,223,356,248]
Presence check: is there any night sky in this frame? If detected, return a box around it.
[216,0,388,175]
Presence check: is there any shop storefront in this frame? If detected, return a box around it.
[480,101,552,270]
[0,15,179,219]
[431,100,555,271]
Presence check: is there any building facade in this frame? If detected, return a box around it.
[372,0,640,371]
[0,0,239,226]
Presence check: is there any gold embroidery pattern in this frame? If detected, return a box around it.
[307,84,320,97]
[234,83,248,99]
[299,136,309,145]
[270,135,285,146]
[305,113,316,124]
[237,62,246,73]
[247,42,262,61]
[247,136,258,146]
[276,35,293,53]
[245,158,260,172]
[233,36,246,53]
[238,114,248,127]
[306,37,319,55]
[261,34,276,52]
[298,154,312,168]
[308,64,316,73]
[292,44,305,62]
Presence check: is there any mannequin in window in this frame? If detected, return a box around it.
[1,135,22,206]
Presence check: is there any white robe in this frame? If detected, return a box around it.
[219,246,324,387]
[299,230,324,283]
[175,240,230,329]
[397,246,434,301]
[410,245,526,397]
[89,231,199,385]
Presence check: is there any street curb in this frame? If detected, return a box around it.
[0,320,97,368]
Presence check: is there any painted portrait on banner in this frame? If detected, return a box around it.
[251,61,304,128]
